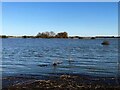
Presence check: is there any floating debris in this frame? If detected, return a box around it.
[38,64,48,67]
[52,60,62,66]
[52,63,57,66]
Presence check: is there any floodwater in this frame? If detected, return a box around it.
[1,38,119,79]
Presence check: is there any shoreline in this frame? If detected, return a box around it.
[0,35,119,39]
[2,74,120,90]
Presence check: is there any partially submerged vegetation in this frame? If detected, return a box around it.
[101,40,110,45]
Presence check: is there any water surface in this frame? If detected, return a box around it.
[1,38,119,78]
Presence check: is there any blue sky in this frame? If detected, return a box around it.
[2,2,118,36]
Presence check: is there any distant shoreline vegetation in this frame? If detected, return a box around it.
[0,31,119,39]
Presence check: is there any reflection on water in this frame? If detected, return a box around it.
[1,38,119,78]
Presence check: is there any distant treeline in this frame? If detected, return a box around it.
[0,31,68,39]
[0,35,8,38]
[36,31,68,38]
[0,31,120,39]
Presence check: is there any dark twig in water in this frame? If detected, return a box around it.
[53,62,57,66]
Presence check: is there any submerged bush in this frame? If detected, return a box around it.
[101,40,110,45]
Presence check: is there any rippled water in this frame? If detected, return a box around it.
[1,38,119,78]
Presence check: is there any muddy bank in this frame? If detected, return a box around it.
[2,74,120,90]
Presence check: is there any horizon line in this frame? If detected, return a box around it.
[0,33,118,37]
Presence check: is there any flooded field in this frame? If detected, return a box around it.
[1,38,120,89]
